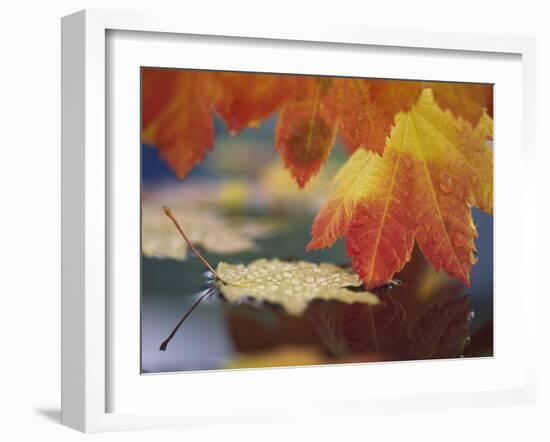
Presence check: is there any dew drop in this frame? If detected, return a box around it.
[404,158,412,169]
[452,232,467,248]
[438,171,453,194]
[403,190,410,198]
[439,181,452,194]
[425,224,431,232]
[405,210,412,218]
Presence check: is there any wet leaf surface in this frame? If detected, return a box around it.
[143,237,490,372]
[216,258,379,316]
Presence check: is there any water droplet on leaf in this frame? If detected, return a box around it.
[439,171,453,194]
[452,232,466,248]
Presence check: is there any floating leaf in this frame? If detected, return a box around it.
[216,258,379,316]
[141,205,274,259]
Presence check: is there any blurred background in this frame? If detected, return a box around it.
[141,108,493,374]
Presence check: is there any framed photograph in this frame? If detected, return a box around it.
[61,9,537,432]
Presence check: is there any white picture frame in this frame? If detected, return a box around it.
[61,9,537,433]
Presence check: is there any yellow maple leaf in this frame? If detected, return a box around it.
[216,258,379,316]
[307,147,382,250]
[310,89,493,288]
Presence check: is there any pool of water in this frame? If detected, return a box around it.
[141,209,493,373]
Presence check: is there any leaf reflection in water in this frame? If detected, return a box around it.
[221,249,477,366]
[150,241,488,370]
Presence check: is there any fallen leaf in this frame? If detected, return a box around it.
[141,205,274,259]
[216,258,379,316]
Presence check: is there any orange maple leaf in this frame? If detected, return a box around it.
[427,82,493,127]
[141,69,216,178]
[337,79,492,156]
[141,70,493,288]
[142,70,305,179]
[309,89,492,288]
[335,79,395,156]
[213,72,301,134]
[275,78,339,188]
[142,70,492,187]
[141,68,181,132]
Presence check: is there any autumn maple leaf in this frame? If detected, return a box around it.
[142,69,302,179]
[142,70,492,188]
[141,69,216,178]
[337,79,420,155]
[426,82,493,127]
[275,77,339,187]
[274,77,492,188]
[336,79,492,155]
[214,72,301,134]
[308,88,493,289]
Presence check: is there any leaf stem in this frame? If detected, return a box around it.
[162,206,224,282]
[159,289,214,351]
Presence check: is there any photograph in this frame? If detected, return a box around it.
[140,68,494,373]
